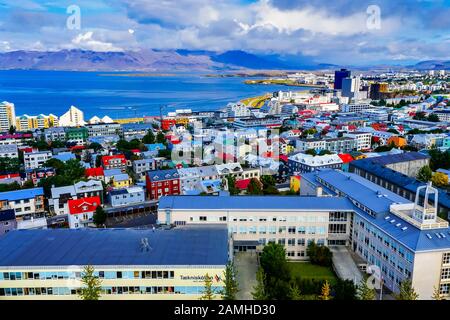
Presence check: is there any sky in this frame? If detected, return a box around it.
[0,0,449,65]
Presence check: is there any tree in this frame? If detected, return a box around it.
[156,131,166,144]
[79,265,102,300]
[432,286,443,300]
[221,262,239,300]
[143,129,155,144]
[88,142,103,152]
[259,243,291,299]
[318,150,332,155]
[289,282,302,300]
[247,178,263,195]
[319,281,331,300]
[356,279,375,300]
[306,242,333,267]
[8,125,15,134]
[333,279,357,300]
[432,172,448,187]
[428,113,440,122]
[394,280,419,300]
[305,149,317,156]
[417,165,432,182]
[93,206,107,227]
[44,158,65,172]
[263,185,280,195]
[226,175,240,195]
[251,267,268,300]
[200,273,216,300]
[260,175,276,189]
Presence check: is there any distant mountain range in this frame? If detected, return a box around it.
[0,49,448,72]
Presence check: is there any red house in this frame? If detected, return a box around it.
[146,169,180,200]
[161,119,177,131]
[67,196,101,229]
[85,167,105,181]
[101,154,127,170]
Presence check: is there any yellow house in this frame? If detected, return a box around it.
[112,174,133,189]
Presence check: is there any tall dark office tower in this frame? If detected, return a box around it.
[334,68,351,90]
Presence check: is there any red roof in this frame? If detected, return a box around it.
[85,167,104,177]
[131,149,141,153]
[338,153,354,163]
[70,145,85,151]
[235,179,251,190]
[68,196,101,215]
[102,154,126,166]
[0,173,20,180]
[279,155,288,163]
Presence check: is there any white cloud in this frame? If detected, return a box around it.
[70,31,123,52]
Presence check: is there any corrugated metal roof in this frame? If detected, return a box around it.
[0,226,228,267]
[0,187,43,201]
[159,195,354,211]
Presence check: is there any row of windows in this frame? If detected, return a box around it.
[0,286,222,297]
[230,216,328,223]
[258,238,325,247]
[0,270,175,281]
[229,226,327,235]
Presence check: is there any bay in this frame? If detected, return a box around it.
[0,70,308,119]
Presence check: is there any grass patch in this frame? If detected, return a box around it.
[288,262,338,285]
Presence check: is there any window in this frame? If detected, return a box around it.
[297,238,305,246]
[441,268,450,280]
[443,253,450,265]
[199,216,207,221]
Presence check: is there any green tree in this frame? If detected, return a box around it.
[221,262,239,300]
[333,279,357,300]
[259,242,291,299]
[50,140,66,148]
[305,149,317,156]
[417,165,432,182]
[260,175,276,189]
[395,280,419,300]
[251,267,268,300]
[306,242,332,267]
[93,206,107,227]
[44,158,65,172]
[263,185,280,195]
[200,273,216,300]
[428,113,440,122]
[318,150,332,156]
[226,175,239,195]
[356,279,376,300]
[247,178,263,195]
[79,265,102,300]
[289,282,302,300]
[156,131,166,144]
[88,142,103,152]
[143,129,156,144]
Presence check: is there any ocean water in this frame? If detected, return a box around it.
[0,70,307,119]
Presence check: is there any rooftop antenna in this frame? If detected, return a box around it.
[140,237,152,252]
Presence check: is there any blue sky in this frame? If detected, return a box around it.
[0,0,449,65]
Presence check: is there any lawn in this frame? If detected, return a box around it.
[288,262,338,285]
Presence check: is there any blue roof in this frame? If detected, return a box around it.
[307,169,450,252]
[159,195,354,211]
[0,187,43,201]
[0,226,228,267]
[350,159,450,209]
[147,169,179,182]
[364,152,429,166]
[145,143,166,152]
[104,169,123,177]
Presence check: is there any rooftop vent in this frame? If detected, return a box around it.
[436,233,442,239]
[401,227,408,231]
[395,223,401,227]
[426,234,432,239]
[385,216,391,220]
[390,219,396,223]
[440,233,446,238]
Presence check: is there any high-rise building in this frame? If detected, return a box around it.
[59,106,85,127]
[369,83,389,100]
[334,69,351,90]
[342,76,361,100]
[0,101,16,132]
